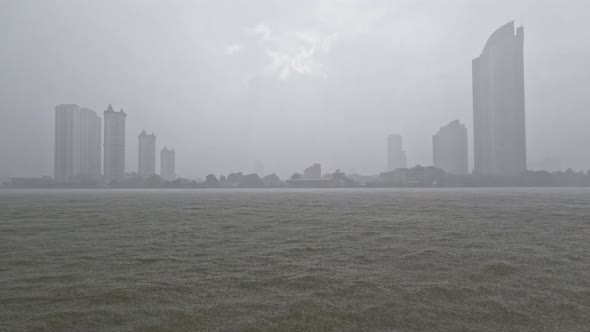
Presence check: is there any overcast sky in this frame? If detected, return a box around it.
[1,0,589,179]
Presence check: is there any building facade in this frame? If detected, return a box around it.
[303,163,322,179]
[138,130,156,177]
[54,104,102,183]
[160,147,176,181]
[473,21,526,175]
[104,105,127,184]
[387,134,407,171]
[433,120,469,175]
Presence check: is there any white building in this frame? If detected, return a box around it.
[160,147,176,181]
[433,120,469,175]
[387,134,407,171]
[473,22,526,175]
[104,105,127,184]
[138,130,156,177]
[54,104,101,183]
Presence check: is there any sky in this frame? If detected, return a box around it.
[1,0,589,179]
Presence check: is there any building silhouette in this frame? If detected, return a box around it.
[433,120,469,175]
[138,130,156,177]
[54,104,101,183]
[473,21,526,175]
[303,163,321,179]
[103,105,127,184]
[387,134,407,171]
[253,160,264,176]
[160,147,176,181]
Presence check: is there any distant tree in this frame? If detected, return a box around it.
[240,173,264,188]
[290,173,302,180]
[329,169,358,187]
[332,169,346,181]
[262,173,283,187]
[125,174,144,188]
[205,174,219,187]
[227,172,244,184]
[146,174,162,188]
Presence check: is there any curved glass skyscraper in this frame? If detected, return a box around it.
[472,22,526,175]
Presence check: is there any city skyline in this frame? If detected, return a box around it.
[14,22,556,183]
[53,104,180,184]
[2,2,590,179]
[9,16,560,185]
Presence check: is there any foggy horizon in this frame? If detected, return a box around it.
[2,1,590,179]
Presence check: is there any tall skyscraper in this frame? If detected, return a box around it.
[138,130,156,177]
[54,104,101,183]
[473,21,526,175]
[387,134,407,171]
[160,147,176,181]
[104,105,127,184]
[433,120,469,175]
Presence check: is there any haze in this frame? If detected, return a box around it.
[1,0,589,179]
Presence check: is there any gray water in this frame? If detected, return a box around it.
[1,188,589,331]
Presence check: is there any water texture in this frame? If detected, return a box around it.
[1,188,589,331]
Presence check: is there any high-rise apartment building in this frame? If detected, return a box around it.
[54,104,101,183]
[387,134,407,171]
[473,22,526,175]
[160,147,176,181]
[104,105,127,184]
[138,130,156,177]
[433,120,469,175]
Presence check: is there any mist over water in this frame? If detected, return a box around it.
[2,188,589,331]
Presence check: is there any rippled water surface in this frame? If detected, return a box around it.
[1,188,589,331]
